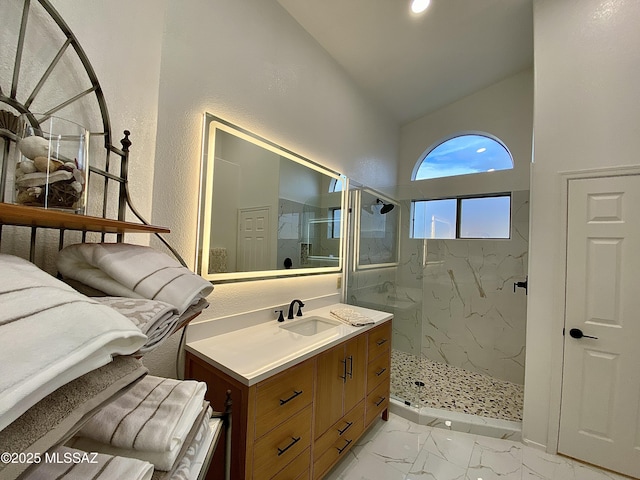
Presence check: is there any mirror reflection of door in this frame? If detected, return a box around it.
[237,207,271,272]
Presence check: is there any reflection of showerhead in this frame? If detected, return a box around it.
[363,198,395,215]
[377,199,394,214]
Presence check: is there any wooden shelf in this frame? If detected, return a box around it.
[0,203,170,235]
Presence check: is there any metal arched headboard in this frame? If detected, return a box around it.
[0,0,186,265]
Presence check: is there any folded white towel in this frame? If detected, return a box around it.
[22,446,153,480]
[71,403,211,472]
[69,435,181,472]
[329,307,375,326]
[0,254,147,432]
[95,297,179,354]
[76,375,206,453]
[171,406,217,480]
[56,243,213,315]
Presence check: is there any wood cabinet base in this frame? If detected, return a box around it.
[184,319,392,480]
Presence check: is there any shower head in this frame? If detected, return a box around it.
[377,199,395,214]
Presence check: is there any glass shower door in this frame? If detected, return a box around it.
[344,189,423,408]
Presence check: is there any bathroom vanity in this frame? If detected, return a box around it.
[184,304,392,480]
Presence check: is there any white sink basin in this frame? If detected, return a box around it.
[280,316,342,336]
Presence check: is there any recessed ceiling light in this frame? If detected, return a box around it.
[411,0,431,14]
[476,147,487,153]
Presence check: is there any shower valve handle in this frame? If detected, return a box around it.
[513,277,528,295]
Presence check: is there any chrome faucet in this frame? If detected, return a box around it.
[287,299,305,319]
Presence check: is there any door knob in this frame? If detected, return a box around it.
[569,328,598,340]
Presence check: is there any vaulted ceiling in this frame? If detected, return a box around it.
[277,0,533,125]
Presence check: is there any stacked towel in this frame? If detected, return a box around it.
[94,297,181,355]
[71,375,207,471]
[0,357,147,480]
[93,297,209,355]
[155,406,217,480]
[56,243,213,315]
[329,307,375,326]
[22,446,153,480]
[0,254,147,432]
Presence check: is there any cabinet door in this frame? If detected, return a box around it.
[314,343,346,436]
[343,335,366,414]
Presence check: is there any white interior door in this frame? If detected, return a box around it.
[237,207,270,272]
[559,174,640,478]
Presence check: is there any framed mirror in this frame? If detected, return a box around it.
[197,114,347,281]
[353,188,400,269]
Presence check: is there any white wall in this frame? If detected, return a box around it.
[524,0,640,449]
[145,0,397,376]
[152,0,397,262]
[51,0,166,236]
[396,69,533,200]
[41,0,398,378]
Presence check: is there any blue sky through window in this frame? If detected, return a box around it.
[460,196,510,238]
[411,195,511,239]
[412,199,456,239]
[414,134,513,180]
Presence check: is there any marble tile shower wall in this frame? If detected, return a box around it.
[396,190,530,385]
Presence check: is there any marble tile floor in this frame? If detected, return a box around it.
[391,350,524,422]
[323,413,631,480]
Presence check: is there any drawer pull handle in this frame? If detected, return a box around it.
[277,436,301,456]
[337,421,353,435]
[376,338,388,346]
[375,367,386,377]
[347,355,354,379]
[336,438,353,454]
[375,396,387,407]
[279,390,303,405]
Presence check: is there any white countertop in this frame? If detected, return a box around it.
[185,303,392,386]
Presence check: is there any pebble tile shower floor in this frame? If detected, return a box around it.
[391,350,524,422]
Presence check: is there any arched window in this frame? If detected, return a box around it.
[412,133,513,181]
[329,177,345,192]
[328,177,345,238]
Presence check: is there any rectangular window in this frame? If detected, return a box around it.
[411,194,510,239]
[460,196,510,238]
[411,198,456,239]
[328,208,341,239]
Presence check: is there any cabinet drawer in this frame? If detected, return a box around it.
[312,414,364,480]
[365,380,389,427]
[366,351,390,394]
[254,405,313,480]
[367,321,391,361]
[256,360,314,438]
[313,401,364,462]
[271,447,311,480]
